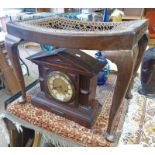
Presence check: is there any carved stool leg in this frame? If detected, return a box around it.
[5,35,26,103]
[126,34,148,99]
[101,50,135,142]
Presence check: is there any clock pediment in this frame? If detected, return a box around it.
[27,48,106,76]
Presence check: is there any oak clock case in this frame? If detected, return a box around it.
[27,48,106,128]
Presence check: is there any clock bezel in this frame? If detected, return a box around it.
[46,71,76,103]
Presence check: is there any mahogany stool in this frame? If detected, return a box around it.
[5,17,148,142]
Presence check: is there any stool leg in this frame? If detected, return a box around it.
[5,34,26,103]
[101,50,135,142]
[126,34,148,99]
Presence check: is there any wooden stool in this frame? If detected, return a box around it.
[5,17,148,142]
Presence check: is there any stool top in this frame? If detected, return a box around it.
[13,16,148,35]
[6,17,148,50]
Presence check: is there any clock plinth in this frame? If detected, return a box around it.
[31,92,102,128]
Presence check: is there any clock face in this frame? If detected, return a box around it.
[47,71,75,102]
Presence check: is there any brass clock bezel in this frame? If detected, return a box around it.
[47,71,75,103]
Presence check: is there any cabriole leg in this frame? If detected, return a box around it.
[5,35,26,103]
[101,49,136,142]
[126,34,148,99]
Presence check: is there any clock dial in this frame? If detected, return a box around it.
[47,71,75,102]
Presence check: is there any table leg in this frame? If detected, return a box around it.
[126,34,148,99]
[5,34,26,103]
[101,49,137,142]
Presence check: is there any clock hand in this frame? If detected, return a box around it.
[53,85,62,90]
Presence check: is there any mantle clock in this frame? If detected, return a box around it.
[27,48,106,128]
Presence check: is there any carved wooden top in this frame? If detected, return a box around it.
[6,17,148,50]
